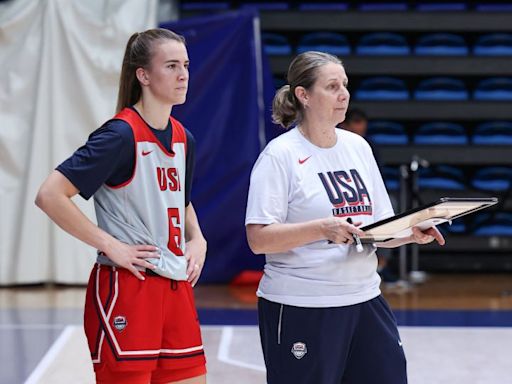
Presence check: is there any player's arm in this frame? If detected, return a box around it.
[35,123,159,280]
[184,203,207,286]
[35,171,159,280]
[182,129,206,286]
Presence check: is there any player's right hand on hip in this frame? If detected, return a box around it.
[102,241,160,280]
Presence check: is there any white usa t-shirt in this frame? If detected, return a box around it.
[245,127,394,307]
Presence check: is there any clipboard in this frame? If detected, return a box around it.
[360,197,498,244]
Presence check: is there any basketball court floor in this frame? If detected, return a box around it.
[1,274,512,384]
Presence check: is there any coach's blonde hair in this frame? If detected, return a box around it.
[116,28,186,113]
[272,51,343,129]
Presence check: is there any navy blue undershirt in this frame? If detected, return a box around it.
[57,107,195,206]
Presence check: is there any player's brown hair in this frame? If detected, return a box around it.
[116,28,186,113]
[272,51,343,129]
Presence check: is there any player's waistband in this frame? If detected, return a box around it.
[93,263,181,289]
[93,263,182,291]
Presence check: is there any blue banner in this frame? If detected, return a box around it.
[161,11,276,282]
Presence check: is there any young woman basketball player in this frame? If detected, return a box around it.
[36,28,207,384]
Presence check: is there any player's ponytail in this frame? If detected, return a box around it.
[116,33,140,113]
[272,51,343,129]
[116,28,186,113]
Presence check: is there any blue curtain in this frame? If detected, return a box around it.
[161,11,277,282]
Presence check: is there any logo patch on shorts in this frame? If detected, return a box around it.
[291,342,307,359]
[113,316,127,331]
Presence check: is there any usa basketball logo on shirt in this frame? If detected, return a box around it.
[317,168,373,217]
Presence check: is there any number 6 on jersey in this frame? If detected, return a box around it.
[167,207,183,256]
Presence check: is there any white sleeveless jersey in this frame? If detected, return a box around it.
[94,108,188,280]
[245,128,394,307]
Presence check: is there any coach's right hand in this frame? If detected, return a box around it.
[102,241,160,280]
[322,217,364,244]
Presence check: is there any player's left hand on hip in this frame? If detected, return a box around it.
[411,226,445,246]
[185,237,207,287]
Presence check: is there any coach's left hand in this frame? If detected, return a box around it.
[411,226,445,246]
[185,237,207,287]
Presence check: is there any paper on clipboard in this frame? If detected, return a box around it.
[360,197,498,244]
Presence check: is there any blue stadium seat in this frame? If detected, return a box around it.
[415,33,468,56]
[414,77,469,101]
[448,220,466,233]
[356,33,410,56]
[450,220,467,233]
[181,2,230,11]
[382,166,400,191]
[240,2,290,10]
[297,32,350,55]
[358,2,408,11]
[261,33,292,56]
[474,34,512,56]
[473,121,512,145]
[414,122,468,145]
[416,2,467,11]
[367,121,408,145]
[475,3,512,12]
[298,2,349,11]
[473,213,512,236]
[471,167,512,191]
[474,78,512,101]
[438,219,467,235]
[355,77,409,100]
[418,165,466,190]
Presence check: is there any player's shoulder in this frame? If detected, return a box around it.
[89,118,133,144]
[170,115,186,131]
[169,115,193,142]
[184,128,195,144]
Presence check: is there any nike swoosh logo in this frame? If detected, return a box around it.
[298,156,312,164]
[398,340,403,347]
[142,150,152,156]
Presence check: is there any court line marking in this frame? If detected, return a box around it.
[217,326,266,372]
[24,325,77,384]
[12,324,512,383]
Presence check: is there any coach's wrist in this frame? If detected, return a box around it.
[317,218,331,240]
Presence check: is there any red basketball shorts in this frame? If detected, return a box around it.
[84,264,206,375]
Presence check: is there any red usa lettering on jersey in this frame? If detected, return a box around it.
[157,167,181,192]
